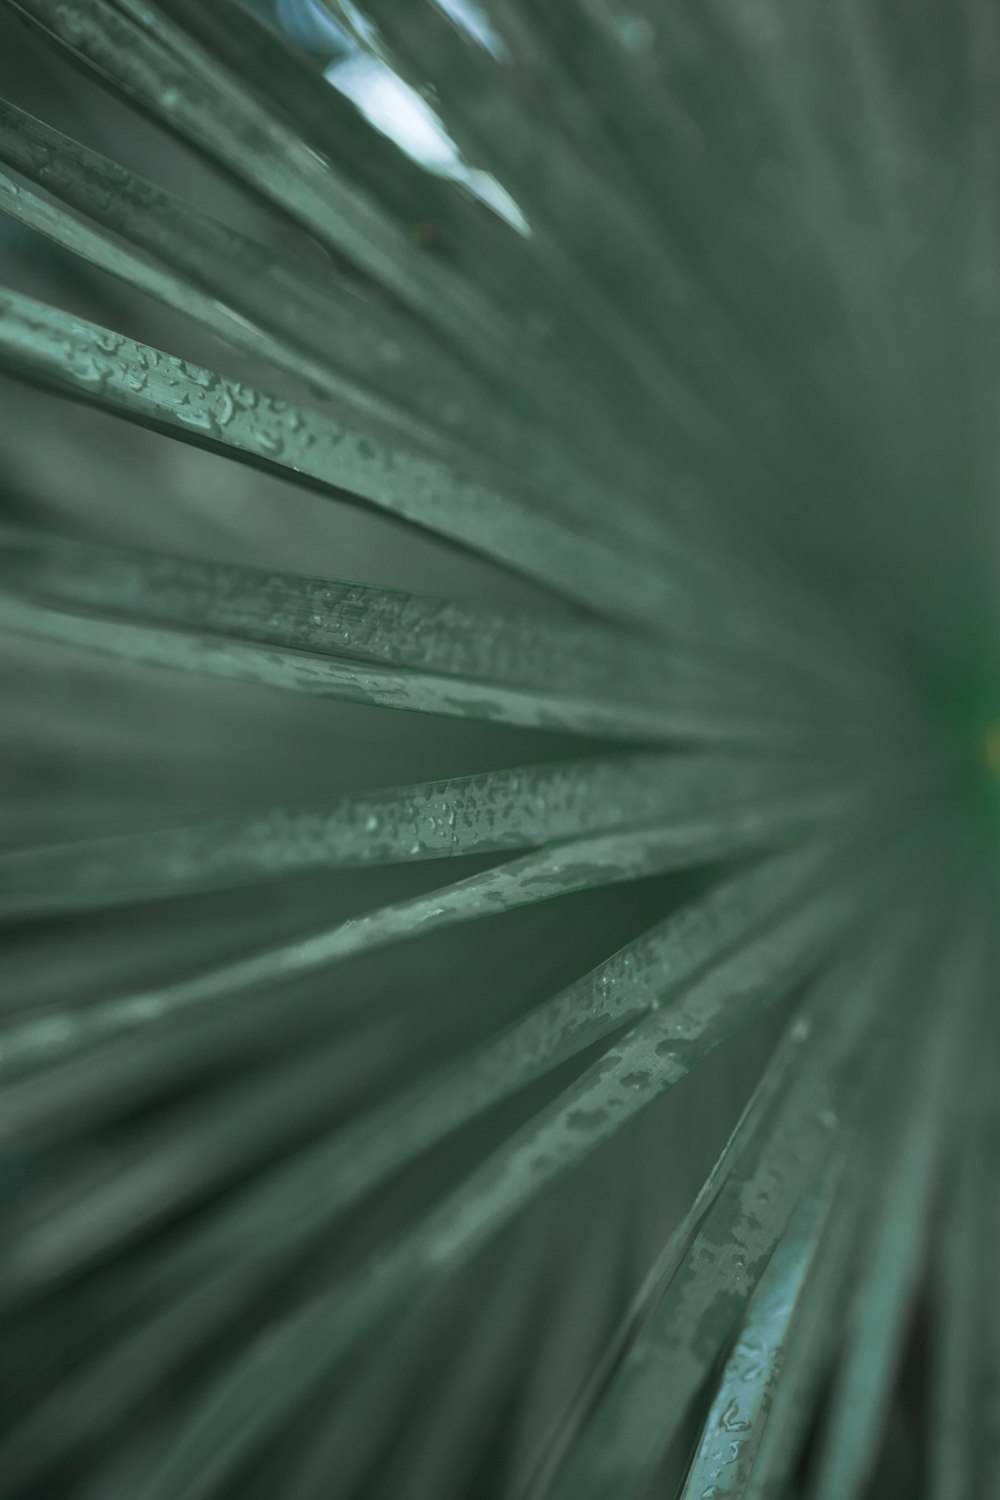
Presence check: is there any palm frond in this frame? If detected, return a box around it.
[0,2,996,1498]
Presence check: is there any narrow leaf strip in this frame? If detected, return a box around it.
[0,287,676,626]
[0,523,858,731]
[0,725,856,913]
[677,1166,839,1500]
[739,1181,866,1500]
[0,526,667,694]
[0,593,696,742]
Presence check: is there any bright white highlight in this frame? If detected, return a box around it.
[324,54,529,233]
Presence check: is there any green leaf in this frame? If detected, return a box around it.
[0,843,842,1289]
[3,749,705,910]
[529,878,935,1499]
[0,288,872,699]
[0,841,861,1494]
[3,3,938,688]
[346,0,752,438]
[676,1167,839,1500]
[0,808,852,1116]
[0,589,871,913]
[147,0,495,245]
[0,592,698,745]
[109,850,871,1500]
[276,1286,472,1500]
[0,1020,395,1289]
[0,97,614,508]
[358,1229,549,1500]
[11,0,661,519]
[0,527,664,694]
[738,1189,863,1500]
[0,505,881,727]
[811,919,989,1500]
[8,0,518,371]
[930,1050,1000,1500]
[0,526,794,753]
[0,287,685,629]
[0,4,993,1498]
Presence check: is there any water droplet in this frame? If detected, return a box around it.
[175,401,218,435]
[255,428,286,458]
[720,1398,751,1432]
[621,1070,650,1090]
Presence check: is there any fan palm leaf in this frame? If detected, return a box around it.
[0,3,997,1498]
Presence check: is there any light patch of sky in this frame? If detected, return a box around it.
[433,0,505,59]
[275,0,351,50]
[275,0,527,232]
[325,54,527,230]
